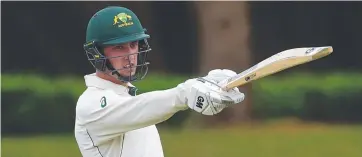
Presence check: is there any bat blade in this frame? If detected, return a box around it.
[218,46,333,91]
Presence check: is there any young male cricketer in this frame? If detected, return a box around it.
[75,6,246,157]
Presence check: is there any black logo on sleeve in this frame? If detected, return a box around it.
[196,96,205,109]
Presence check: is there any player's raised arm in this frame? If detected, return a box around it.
[76,69,244,141]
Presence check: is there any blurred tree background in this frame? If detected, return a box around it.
[2,1,362,157]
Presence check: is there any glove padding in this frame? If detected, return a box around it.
[204,69,241,92]
[186,77,245,116]
[205,69,238,84]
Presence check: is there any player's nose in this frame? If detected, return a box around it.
[124,54,136,61]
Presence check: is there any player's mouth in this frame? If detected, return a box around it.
[123,63,136,70]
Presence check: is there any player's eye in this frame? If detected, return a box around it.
[130,42,138,48]
[113,45,123,50]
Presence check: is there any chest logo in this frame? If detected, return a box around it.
[100,96,107,108]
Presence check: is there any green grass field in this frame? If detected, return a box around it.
[2,121,362,157]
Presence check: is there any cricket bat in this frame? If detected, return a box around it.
[218,46,333,91]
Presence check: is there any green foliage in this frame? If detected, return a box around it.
[251,72,362,122]
[3,123,362,157]
[132,72,189,92]
[2,72,362,134]
[1,72,188,96]
[2,91,76,134]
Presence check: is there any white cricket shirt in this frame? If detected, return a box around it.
[74,73,188,157]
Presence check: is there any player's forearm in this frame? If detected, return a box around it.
[120,87,188,129]
[88,86,188,134]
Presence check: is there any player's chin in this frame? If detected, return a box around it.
[118,70,136,77]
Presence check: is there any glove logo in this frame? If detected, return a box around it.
[196,96,204,109]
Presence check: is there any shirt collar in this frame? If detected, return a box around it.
[84,73,135,95]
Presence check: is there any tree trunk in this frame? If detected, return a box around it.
[194,1,252,125]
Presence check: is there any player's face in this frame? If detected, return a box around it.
[103,41,139,76]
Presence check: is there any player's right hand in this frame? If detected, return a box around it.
[178,77,245,116]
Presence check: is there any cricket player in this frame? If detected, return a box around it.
[75,6,245,157]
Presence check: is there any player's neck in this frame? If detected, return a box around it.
[96,71,128,87]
